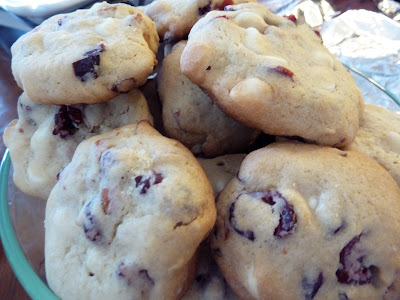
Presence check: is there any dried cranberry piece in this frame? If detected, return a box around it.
[214,15,229,20]
[73,43,105,81]
[67,106,83,126]
[134,170,164,194]
[256,190,296,238]
[73,57,99,80]
[52,105,83,138]
[229,190,297,241]
[302,272,324,300]
[271,66,294,79]
[229,201,255,241]
[284,14,297,24]
[82,200,102,243]
[57,16,67,26]
[273,200,297,239]
[314,29,322,38]
[55,167,64,181]
[153,172,163,184]
[336,234,374,285]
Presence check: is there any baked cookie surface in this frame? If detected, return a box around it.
[11,2,158,105]
[343,104,400,186]
[158,41,257,156]
[44,121,216,300]
[3,90,153,200]
[211,141,400,299]
[142,0,254,41]
[181,3,364,147]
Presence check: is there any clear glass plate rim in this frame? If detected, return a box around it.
[0,149,58,299]
[344,63,400,108]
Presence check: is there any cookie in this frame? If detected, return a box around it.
[180,3,364,147]
[158,41,257,156]
[3,90,153,200]
[44,121,216,300]
[343,104,400,187]
[198,154,246,197]
[11,2,158,105]
[182,243,238,300]
[211,141,400,299]
[142,0,255,42]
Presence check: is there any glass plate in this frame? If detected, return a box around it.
[1,68,399,300]
[0,150,57,299]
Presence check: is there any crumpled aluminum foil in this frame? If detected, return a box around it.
[262,0,400,111]
[321,9,400,111]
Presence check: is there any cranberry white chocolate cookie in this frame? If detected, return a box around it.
[3,90,153,200]
[181,3,364,147]
[11,2,158,105]
[211,141,400,299]
[198,154,246,197]
[141,0,255,42]
[158,41,257,156]
[343,104,400,187]
[45,121,216,300]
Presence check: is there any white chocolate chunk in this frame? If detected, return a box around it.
[246,264,259,299]
[325,83,336,90]
[230,78,274,104]
[384,131,400,153]
[313,51,334,69]
[235,11,268,33]
[243,27,269,55]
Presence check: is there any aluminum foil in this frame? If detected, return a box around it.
[321,9,400,111]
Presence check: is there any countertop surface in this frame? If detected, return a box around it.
[0,0,381,299]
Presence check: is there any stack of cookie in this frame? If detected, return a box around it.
[4,2,159,200]
[4,0,400,299]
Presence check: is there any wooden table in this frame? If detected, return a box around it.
[0,0,380,299]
